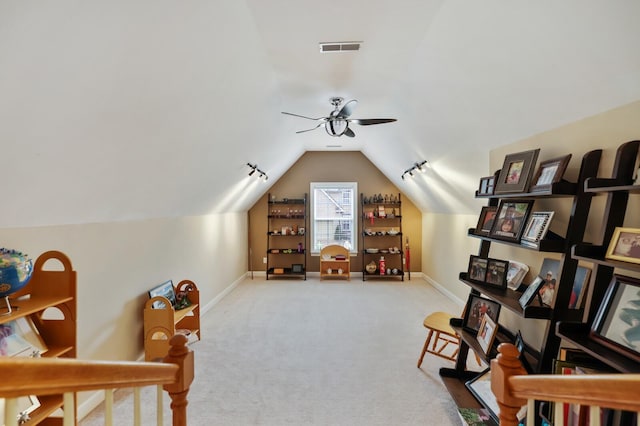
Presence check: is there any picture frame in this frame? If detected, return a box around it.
[477,175,496,196]
[506,260,529,291]
[474,206,498,236]
[537,257,591,309]
[477,314,498,355]
[520,211,555,248]
[148,280,177,309]
[529,154,572,193]
[462,294,501,334]
[494,149,540,195]
[467,255,488,283]
[485,258,509,290]
[514,331,534,373]
[590,274,640,362]
[0,395,41,424]
[465,369,500,422]
[605,227,640,265]
[518,276,545,309]
[291,263,303,273]
[0,317,48,357]
[489,199,534,243]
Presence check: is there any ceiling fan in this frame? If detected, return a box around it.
[282,97,397,137]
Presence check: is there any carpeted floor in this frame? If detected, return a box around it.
[82,276,480,425]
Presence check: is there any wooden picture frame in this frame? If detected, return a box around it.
[477,175,496,196]
[529,154,572,193]
[494,149,540,195]
[605,227,640,265]
[474,206,498,236]
[590,274,640,362]
[485,258,509,290]
[477,314,498,355]
[489,199,534,243]
[148,280,176,309]
[519,276,545,309]
[462,294,501,334]
[467,255,488,283]
[520,211,555,248]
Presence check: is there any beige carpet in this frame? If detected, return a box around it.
[82,276,477,425]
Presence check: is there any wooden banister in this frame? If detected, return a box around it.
[492,343,640,425]
[0,334,193,424]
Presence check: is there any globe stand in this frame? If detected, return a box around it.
[1,295,17,316]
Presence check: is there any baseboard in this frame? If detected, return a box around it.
[422,274,466,307]
[200,273,245,316]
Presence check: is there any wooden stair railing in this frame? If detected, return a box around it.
[0,334,194,426]
[491,343,640,426]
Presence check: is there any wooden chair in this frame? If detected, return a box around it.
[417,311,460,367]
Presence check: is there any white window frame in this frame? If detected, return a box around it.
[310,182,358,255]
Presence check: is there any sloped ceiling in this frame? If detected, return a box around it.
[1,1,639,228]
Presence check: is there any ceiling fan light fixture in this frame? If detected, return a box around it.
[326,118,348,137]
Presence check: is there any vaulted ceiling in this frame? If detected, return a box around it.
[1,1,639,228]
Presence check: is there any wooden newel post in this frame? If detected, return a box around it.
[163,334,195,426]
[491,343,527,426]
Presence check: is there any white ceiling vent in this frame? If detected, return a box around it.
[319,41,362,53]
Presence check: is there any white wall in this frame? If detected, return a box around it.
[0,212,248,362]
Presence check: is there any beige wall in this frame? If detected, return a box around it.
[423,100,640,347]
[248,151,422,274]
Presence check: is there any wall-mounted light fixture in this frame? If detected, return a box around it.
[247,163,268,181]
[401,160,427,180]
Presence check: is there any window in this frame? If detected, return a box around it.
[310,182,357,255]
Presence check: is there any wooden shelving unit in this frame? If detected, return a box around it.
[440,149,603,425]
[2,250,77,425]
[143,280,200,361]
[360,193,404,281]
[319,244,350,280]
[266,193,307,280]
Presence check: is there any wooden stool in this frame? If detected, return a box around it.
[417,311,460,367]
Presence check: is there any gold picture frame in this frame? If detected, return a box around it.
[605,227,640,264]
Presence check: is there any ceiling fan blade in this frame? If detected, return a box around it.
[296,122,325,133]
[336,99,358,118]
[344,127,356,138]
[282,111,327,122]
[349,118,397,126]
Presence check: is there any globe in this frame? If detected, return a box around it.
[0,249,33,299]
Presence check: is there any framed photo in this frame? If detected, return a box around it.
[462,294,501,334]
[148,280,177,309]
[477,175,496,196]
[494,149,540,195]
[477,314,498,355]
[489,199,534,243]
[291,263,303,273]
[515,331,533,373]
[605,227,640,264]
[529,154,572,193]
[467,256,488,283]
[519,276,545,309]
[590,274,640,362]
[0,317,48,357]
[506,260,529,291]
[485,258,509,290]
[570,265,592,310]
[0,395,41,424]
[474,206,497,236]
[465,369,499,422]
[520,211,555,248]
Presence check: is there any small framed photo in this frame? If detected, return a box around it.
[520,211,555,248]
[489,199,534,243]
[519,276,545,309]
[477,314,498,355]
[506,260,529,291]
[590,274,640,362]
[465,369,500,422]
[485,258,509,290]
[494,149,540,195]
[467,256,488,283]
[291,263,303,273]
[0,317,48,357]
[477,175,496,196]
[605,227,640,264]
[474,206,498,236]
[462,294,501,334]
[148,280,177,309]
[514,331,534,373]
[529,154,572,193]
